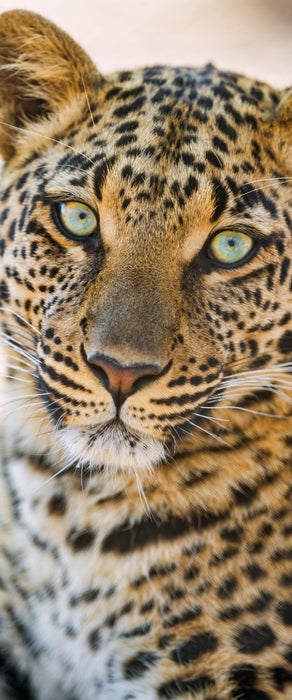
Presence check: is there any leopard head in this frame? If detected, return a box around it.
[0,10,291,475]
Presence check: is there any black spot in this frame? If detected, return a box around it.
[216,114,237,141]
[280,572,292,587]
[88,627,101,650]
[280,256,290,284]
[220,525,243,542]
[184,176,198,198]
[0,207,9,224]
[214,85,233,100]
[115,120,138,133]
[47,493,67,515]
[276,600,292,626]
[219,605,242,621]
[230,664,257,688]
[235,623,276,654]
[247,591,273,613]
[279,312,291,326]
[67,527,95,552]
[7,220,16,242]
[209,546,238,566]
[193,109,208,123]
[213,136,228,153]
[206,150,223,168]
[113,95,146,118]
[232,482,256,506]
[171,631,218,664]
[140,599,154,613]
[271,666,292,690]
[278,330,292,354]
[124,651,158,680]
[244,113,258,130]
[232,691,271,700]
[217,576,238,599]
[101,509,226,554]
[197,96,213,109]
[120,622,151,638]
[16,172,29,190]
[210,178,228,222]
[158,634,174,649]
[94,161,110,200]
[0,279,9,301]
[184,564,200,580]
[243,563,266,582]
[0,650,33,700]
[45,328,54,339]
[182,152,194,167]
[116,134,137,147]
[163,605,202,628]
[158,674,214,698]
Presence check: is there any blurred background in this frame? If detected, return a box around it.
[0,0,291,87]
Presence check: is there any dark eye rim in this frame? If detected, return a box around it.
[205,230,261,269]
[51,201,100,243]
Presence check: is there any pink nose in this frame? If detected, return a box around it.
[86,352,161,406]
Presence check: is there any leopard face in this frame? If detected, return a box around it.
[0,10,291,479]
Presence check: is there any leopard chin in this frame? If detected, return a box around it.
[57,419,167,474]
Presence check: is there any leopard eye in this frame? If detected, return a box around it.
[208,230,253,266]
[57,201,98,238]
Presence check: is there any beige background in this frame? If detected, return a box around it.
[0,0,291,87]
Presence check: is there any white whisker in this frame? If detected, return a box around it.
[0,120,95,165]
[0,307,40,335]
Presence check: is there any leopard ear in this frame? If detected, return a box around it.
[0,10,103,160]
[276,88,292,125]
[273,88,292,166]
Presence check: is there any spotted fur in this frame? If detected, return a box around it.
[0,9,292,700]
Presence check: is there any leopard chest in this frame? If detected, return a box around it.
[1,452,292,700]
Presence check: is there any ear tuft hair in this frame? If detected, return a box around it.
[0,10,103,159]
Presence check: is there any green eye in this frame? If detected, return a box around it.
[58,201,98,237]
[208,230,253,265]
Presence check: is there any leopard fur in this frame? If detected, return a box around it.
[0,9,292,700]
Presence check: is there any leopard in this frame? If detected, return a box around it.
[0,8,292,700]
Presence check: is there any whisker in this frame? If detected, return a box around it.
[177,417,230,446]
[0,120,95,165]
[30,460,74,495]
[4,349,36,365]
[0,307,40,335]
[81,73,98,139]
[5,400,46,419]
[4,363,35,375]
[214,405,292,419]
[0,374,33,383]
[0,392,50,407]
[227,176,292,209]
[135,471,153,516]
[0,339,37,364]
[2,326,37,346]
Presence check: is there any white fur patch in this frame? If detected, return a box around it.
[57,420,166,474]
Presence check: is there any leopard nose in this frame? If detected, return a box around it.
[85,351,162,407]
